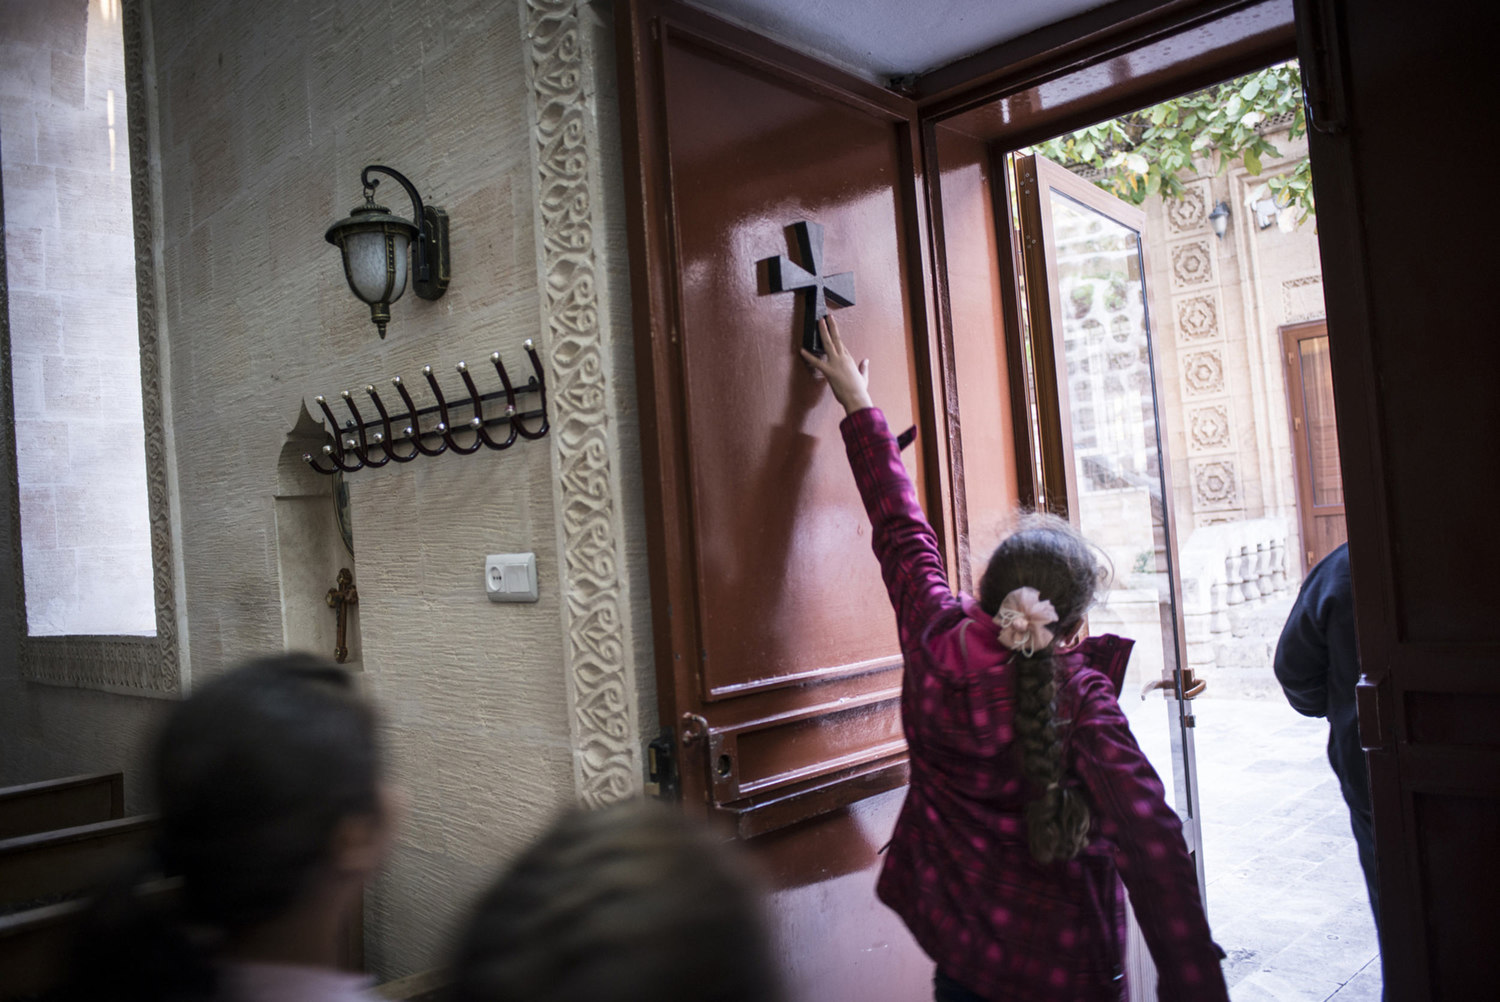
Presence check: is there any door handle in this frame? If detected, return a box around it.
[1140,674,1207,700]
[1141,678,1174,700]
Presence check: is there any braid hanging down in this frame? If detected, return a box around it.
[979,514,1108,864]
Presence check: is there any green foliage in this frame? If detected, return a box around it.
[1029,62,1314,225]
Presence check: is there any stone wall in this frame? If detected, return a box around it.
[1142,127,1324,680]
[0,0,655,980]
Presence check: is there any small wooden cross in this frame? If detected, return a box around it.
[325,567,358,664]
[766,220,855,354]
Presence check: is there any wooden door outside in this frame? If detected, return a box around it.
[1280,320,1347,572]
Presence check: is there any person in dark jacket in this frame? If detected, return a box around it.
[1273,543,1379,930]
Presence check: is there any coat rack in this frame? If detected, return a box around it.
[303,341,549,475]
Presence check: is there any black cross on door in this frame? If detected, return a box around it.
[765,220,855,354]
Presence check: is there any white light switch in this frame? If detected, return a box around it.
[485,553,538,603]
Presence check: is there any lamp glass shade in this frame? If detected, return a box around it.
[1209,201,1231,238]
[325,202,420,310]
[344,228,410,304]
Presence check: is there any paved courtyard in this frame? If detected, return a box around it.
[1194,695,1382,1001]
[1112,593,1381,1001]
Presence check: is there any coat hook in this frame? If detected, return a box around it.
[315,395,364,473]
[374,380,419,462]
[456,360,512,452]
[514,340,549,440]
[306,347,548,475]
[393,373,447,457]
[341,389,388,468]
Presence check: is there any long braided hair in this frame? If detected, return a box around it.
[978,514,1106,864]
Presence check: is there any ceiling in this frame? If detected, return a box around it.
[685,0,1113,80]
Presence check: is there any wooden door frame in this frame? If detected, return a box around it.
[1280,319,1345,573]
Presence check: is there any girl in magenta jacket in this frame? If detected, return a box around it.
[803,317,1227,1002]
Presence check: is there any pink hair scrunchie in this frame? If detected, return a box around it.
[994,586,1059,656]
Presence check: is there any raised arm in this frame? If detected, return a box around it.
[1068,679,1228,1002]
[803,317,958,644]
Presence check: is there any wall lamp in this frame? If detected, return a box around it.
[326,165,450,338]
[1208,200,1231,239]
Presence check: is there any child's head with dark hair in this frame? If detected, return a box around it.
[154,652,386,933]
[449,801,781,1002]
[978,514,1107,864]
[61,653,390,1002]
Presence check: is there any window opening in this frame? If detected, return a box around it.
[1,0,155,636]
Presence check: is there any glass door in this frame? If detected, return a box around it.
[1012,152,1205,992]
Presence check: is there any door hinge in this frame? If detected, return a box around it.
[1295,0,1349,134]
[645,728,680,801]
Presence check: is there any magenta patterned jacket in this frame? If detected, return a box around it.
[842,408,1227,1002]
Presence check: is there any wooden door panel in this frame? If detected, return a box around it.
[619,0,950,833]
[1293,0,1500,995]
[661,32,925,700]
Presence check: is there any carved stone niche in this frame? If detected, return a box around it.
[274,406,360,669]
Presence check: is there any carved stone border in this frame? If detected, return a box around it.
[523,0,641,805]
[4,0,180,696]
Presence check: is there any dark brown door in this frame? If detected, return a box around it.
[1293,0,1500,997]
[1280,320,1347,572]
[617,1,957,996]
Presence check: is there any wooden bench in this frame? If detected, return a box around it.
[0,879,177,1001]
[0,773,124,840]
[0,816,155,911]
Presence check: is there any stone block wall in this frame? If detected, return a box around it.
[1145,128,1322,574]
[1143,129,1326,687]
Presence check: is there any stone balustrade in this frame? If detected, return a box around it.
[1177,517,1297,674]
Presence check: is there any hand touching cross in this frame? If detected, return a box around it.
[801,315,873,416]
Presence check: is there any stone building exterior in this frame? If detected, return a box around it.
[1138,122,1327,689]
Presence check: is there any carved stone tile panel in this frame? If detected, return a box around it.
[1170,238,1217,291]
[1192,459,1239,510]
[1174,293,1220,343]
[1188,403,1233,452]
[1165,179,1212,235]
[1282,274,1325,323]
[1181,348,1226,396]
